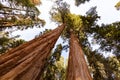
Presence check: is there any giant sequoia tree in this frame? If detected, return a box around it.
[49,0,120,80]
[0,0,120,80]
[0,0,45,54]
[0,24,65,80]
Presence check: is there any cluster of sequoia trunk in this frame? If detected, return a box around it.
[0,24,92,80]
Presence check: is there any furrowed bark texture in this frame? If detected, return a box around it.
[0,24,65,80]
[66,31,92,80]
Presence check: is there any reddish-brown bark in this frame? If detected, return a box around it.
[66,31,92,80]
[0,24,65,80]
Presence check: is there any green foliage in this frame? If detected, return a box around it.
[0,32,25,54]
[83,21,120,79]
[78,7,120,80]
[108,57,120,79]
[84,48,107,80]
[84,47,120,80]
[90,22,120,57]
[0,0,44,54]
[0,0,44,30]
[61,13,83,39]
[65,13,83,30]
[0,0,120,80]
[50,1,70,23]
[41,44,66,80]
[50,1,120,80]
[80,21,120,80]
[15,18,33,26]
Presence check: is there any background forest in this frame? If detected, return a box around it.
[0,0,120,80]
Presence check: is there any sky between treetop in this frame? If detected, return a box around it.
[13,0,120,41]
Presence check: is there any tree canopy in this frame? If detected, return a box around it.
[0,0,45,54]
[49,0,120,80]
[0,0,120,80]
[0,0,45,30]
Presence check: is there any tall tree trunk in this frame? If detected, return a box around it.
[66,31,92,80]
[0,24,65,80]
